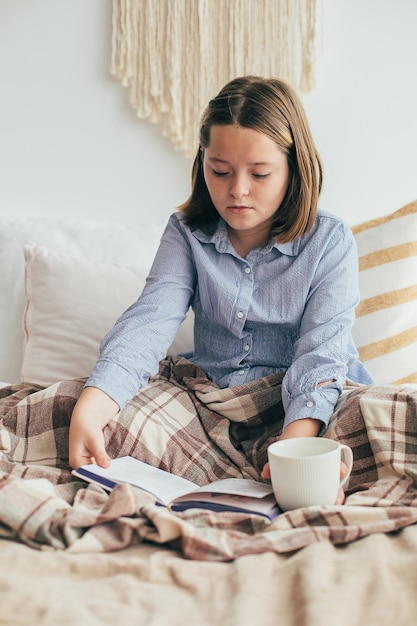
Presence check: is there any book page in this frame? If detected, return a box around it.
[75,456,199,505]
[196,478,273,498]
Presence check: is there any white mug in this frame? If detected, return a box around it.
[267,437,353,511]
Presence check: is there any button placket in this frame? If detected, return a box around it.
[231,261,253,333]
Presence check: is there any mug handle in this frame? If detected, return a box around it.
[339,444,354,488]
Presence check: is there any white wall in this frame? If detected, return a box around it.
[304,0,417,223]
[1,0,416,227]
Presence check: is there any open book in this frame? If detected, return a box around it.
[72,456,281,520]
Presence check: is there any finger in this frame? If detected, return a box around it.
[69,440,110,470]
[335,487,346,505]
[93,451,111,469]
[340,460,348,479]
[69,447,93,470]
[261,462,271,479]
[83,439,110,468]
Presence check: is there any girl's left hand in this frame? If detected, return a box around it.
[335,461,348,504]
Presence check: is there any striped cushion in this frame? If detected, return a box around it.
[352,200,417,384]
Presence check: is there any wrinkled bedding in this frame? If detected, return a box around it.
[1,358,417,624]
[2,529,417,626]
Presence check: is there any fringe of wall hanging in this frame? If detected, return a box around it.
[110,0,320,156]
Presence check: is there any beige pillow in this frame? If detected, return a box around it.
[22,243,148,385]
[352,201,417,384]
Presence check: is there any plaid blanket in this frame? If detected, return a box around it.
[1,357,417,560]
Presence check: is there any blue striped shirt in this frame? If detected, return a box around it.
[87,210,373,431]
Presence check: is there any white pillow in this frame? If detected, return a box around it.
[352,200,417,384]
[22,242,195,386]
[22,243,148,385]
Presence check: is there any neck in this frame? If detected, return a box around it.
[228,228,268,258]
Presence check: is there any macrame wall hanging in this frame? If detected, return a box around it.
[110,0,320,156]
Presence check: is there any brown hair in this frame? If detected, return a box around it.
[179,75,323,242]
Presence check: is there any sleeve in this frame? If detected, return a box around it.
[281,220,360,432]
[86,213,196,408]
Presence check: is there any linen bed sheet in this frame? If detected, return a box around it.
[2,529,417,626]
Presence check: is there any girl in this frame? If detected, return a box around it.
[69,76,372,488]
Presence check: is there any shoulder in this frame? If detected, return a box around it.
[273,210,353,257]
[282,209,355,262]
[163,211,193,238]
[166,211,185,228]
[307,209,354,247]
[156,212,194,251]
[169,211,227,245]
[162,212,222,251]
[315,208,351,233]
[166,211,206,234]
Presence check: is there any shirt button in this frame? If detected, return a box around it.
[239,370,245,375]
[306,401,314,408]
[244,344,250,351]
[237,311,244,319]
[244,267,251,274]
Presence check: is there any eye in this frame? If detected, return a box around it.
[253,173,271,179]
[212,169,230,177]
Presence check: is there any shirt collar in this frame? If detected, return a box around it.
[192,218,301,257]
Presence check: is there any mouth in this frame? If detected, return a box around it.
[227,205,252,213]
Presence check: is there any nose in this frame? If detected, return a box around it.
[229,173,249,200]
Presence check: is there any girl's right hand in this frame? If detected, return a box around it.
[68,386,120,469]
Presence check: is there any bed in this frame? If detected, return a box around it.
[1,200,417,626]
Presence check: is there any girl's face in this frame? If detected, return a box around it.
[203,124,290,254]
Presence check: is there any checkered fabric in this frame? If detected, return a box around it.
[1,357,417,560]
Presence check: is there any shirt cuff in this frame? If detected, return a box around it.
[282,387,339,434]
[85,359,141,410]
